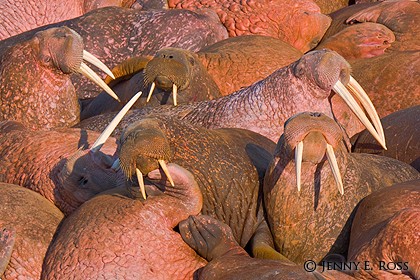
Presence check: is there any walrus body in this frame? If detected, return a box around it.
[41,164,207,279]
[348,179,420,280]
[0,183,63,279]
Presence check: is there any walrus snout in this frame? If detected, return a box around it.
[155,75,174,90]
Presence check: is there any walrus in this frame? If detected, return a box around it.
[41,164,207,279]
[0,183,64,279]
[76,49,387,151]
[263,112,420,264]
[179,215,317,280]
[348,179,420,279]
[80,47,222,119]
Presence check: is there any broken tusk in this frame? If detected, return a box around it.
[172,84,178,106]
[82,50,115,79]
[146,82,156,103]
[325,144,344,195]
[295,141,303,192]
[79,62,121,102]
[136,168,146,200]
[158,159,175,187]
[333,80,386,150]
[347,76,386,147]
[90,91,142,152]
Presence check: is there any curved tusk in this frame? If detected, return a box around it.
[79,62,121,102]
[82,50,115,79]
[146,82,156,103]
[325,144,344,195]
[172,84,178,106]
[90,91,142,152]
[158,159,175,187]
[347,76,386,147]
[333,80,386,150]
[136,168,146,200]
[295,141,303,192]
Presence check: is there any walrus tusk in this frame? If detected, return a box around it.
[136,168,146,200]
[79,62,121,102]
[325,144,344,195]
[158,159,175,187]
[333,79,387,150]
[295,141,303,192]
[172,84,178,106]
[294,139,344,195]
[146,82,156,103]
[90,91,142,152]
[347,76,385,144]
[82,50,115,80]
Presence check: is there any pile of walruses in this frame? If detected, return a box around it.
[0,0,419,279]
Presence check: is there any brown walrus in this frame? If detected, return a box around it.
[263,112,420,264]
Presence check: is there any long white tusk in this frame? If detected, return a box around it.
[158,159,175,187]
[146,82,156,103]
[325,144,344,195]
[347,76,386,147]
[333,80,386,150]
[136,168,146,200]
[82,50,115,79]
[295,141,304,192]
[79,62,121,102]
[172,84,178,106]
[90,91,142,152]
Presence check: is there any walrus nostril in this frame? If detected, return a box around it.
[309,112,322,117]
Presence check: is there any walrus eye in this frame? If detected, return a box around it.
[188,57,195,66]
[78,177,89,188]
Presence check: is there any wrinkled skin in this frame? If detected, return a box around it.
[350,51,420,117]
[41,164,206,279]
[321,1,419,51]
[77,50,368,143]
[263,112,420,264]
[348,179,420,279]
[352,106,420,171]
[0,120,122,215]
[316,22,395,60]
[0,0,136,40]
[117,115,276,248]
[0,7,228,99]
[81,47,222,119]
[0,183,64,279]
[0,27,85,130]
[168,0,332,53]
[319,1,420,117]
[179,215,316,280]
[313,0,351,14]
[197,35,303,96]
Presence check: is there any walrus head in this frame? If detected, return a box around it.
[282,112,347,195]
[117,117,175,199]
[144,48,198,105]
